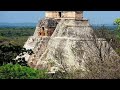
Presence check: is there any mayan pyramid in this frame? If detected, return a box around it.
[22,11,120,73]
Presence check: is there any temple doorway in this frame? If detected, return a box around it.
[58,12,62,18]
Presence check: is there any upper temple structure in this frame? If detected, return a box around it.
[45,11,83,20]
[36,11,88,37]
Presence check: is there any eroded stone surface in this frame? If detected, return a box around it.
[34,19,120,73]
[22,12,120,73]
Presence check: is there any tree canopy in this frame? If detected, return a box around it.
[114,18,120,30]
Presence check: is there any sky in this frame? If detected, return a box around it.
[0,11,120,25]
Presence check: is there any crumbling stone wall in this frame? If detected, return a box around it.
[36,18,58,37]
[45,11,83,20]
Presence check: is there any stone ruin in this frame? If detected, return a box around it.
[22,11,120,73]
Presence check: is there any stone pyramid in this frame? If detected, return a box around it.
[23,11,120,73]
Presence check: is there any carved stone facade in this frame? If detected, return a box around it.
[36,19,58,37]
[45,11,83,20]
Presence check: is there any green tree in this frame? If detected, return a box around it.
[114,18,120,30]
[114,18,120,39]
[0,64,48,79]
[0,44,33,66]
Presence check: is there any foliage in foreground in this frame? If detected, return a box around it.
[0,64,48,79]
[0,43,33,66]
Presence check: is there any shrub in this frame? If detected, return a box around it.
[0,64,48,79]
[0,44,34,66]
